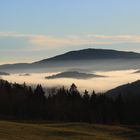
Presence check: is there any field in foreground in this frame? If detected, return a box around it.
[0,121,139,140]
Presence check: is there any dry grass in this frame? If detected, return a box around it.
[0,121,139,140]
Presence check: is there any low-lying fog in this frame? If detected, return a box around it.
[1,69,140,93]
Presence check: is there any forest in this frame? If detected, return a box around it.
[0,79,140,124]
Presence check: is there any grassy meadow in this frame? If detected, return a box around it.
[0,121,139,140]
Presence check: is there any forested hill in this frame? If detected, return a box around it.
[1,48,140,73]
[36,48,140,63]
[106,80,140,99]
[0,79,140,124]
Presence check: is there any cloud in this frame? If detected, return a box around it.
[90,34,140,43]
[30,35,112,47]
[0,32,140,48]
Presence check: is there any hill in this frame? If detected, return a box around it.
[1,48,140,73]
[0,72,10,75]
[46,71,105,79]
[106,80,140,99]
[37,48,140,63]
[133,69,140,73]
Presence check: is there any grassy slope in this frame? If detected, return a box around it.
[0,121,139,140]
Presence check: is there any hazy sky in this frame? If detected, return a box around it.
[0,0,140,64]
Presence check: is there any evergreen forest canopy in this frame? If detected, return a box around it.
[0,79,140,124]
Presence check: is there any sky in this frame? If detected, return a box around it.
[0,0,140,64]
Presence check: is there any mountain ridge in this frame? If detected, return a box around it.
[105,80,140,99]
[34,48,140,64]
[1,48,140,73]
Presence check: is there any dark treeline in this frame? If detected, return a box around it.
[0,80,140,124]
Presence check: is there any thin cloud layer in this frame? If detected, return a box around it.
[0,32,140,48]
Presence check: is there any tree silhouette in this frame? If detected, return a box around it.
[0,79,139,124]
